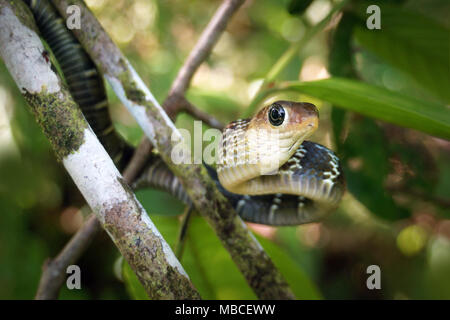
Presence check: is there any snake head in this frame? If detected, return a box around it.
[218,100,320,190]
[247,101,319,172]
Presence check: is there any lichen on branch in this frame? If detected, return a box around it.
[23,89,87,160]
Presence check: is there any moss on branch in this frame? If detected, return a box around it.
[23,88,87,160]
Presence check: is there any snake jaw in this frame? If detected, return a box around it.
[271,101,319,166]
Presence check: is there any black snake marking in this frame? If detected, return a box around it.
[24,0,132,170]
[134,140,345,226]
[211,140,345,225]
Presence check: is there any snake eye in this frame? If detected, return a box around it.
[268,103,285,126]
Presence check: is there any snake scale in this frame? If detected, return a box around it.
[26,0,345,226]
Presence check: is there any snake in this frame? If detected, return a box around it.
[25,0,345,226]
[135,101,345,225]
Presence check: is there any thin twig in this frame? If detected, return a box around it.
[165,94,224,129]
[175,205,194,259]
[122,138,153,183]
[182,98,224,130]
[387,185,450,209]
[169,0,245,96]
[35,215,101,299]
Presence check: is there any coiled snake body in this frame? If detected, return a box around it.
[136,101,345,226]
[26,0,345,226]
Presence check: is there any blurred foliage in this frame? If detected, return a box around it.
[353,2,450,102]
[0,0,449,300]
[122,216,321,299]
[287,0,314,15]
[267,78,450,139]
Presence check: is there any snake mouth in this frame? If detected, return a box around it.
[290,115,319,148]
[304,116,319,130]
[308,121,317,128]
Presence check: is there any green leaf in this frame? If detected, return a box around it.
[182,216,256,299]
[148,215,321,299]
[185,216,322,299]
[328,12,359,147]
[150,215,256,299]
[274,78,450,140]
[339,117,410,220]
[257,235,322,299]
[135,189,185,216]
[328,13,359,79]
[353,3,450,102]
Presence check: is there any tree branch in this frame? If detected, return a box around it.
[52,0,295,299]
[164,94,224,129]
[35,215,101,299]
[0,0,200,300]
[182,97,224,130]
[33,0,242,300]
[33,0,241,300]
[34,138,154,299]
[168,0,245,96]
